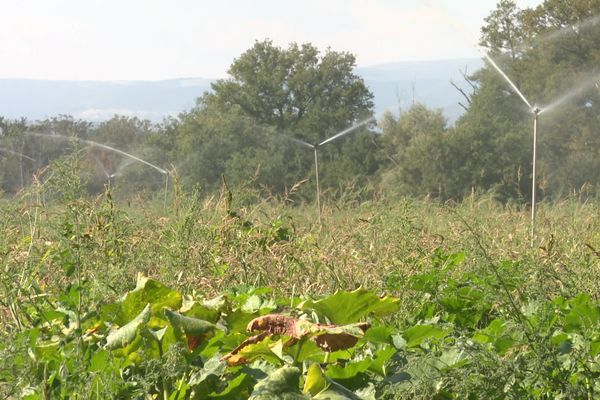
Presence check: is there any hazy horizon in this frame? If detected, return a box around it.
[1,1,541,81]
[0,58,483,123]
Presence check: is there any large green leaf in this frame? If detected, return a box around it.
[306,363,361,400]
[438,287,488,328]
[368,346,397,376]
[108,275,182,325]
[226,336,285,366]
[298,288,400,325]
[362,326,395,345]
[304,363,328,396]
[165,309,218,337]
[181,299,222,323]
[565,294,600,332]
[105,303,151,350]
[473,319,516,356]
[325,359,371,380]
[325,345,396,380]
[285,338,326,363]
[313,389,360,400]
[225,309,262,333]
[249,366,307,399]
[88,349,109,372]
[209,372,254,399]
[403,324,449,348]
[188,355,227,397]
[190,356,226,385]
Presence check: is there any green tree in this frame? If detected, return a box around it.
[0,117,30,192]
[178,40,379,199]
[379,104,449,197]
[174,94,281,193]
[210,39,374,142]
[455,0,600,200]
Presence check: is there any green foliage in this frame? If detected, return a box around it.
[211,39,373,137]
[2,271,401,399]
[298,288,400,325]
[3,2,600,203]
[4,10,600,392]
[3,178,600,398]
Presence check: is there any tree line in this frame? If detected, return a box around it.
[1,0,599,203]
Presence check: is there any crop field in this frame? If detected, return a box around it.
[2,0,600,398]
[1,164,600,399]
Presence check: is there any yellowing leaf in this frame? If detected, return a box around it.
[304,363,328,396]
[105,304,151,350]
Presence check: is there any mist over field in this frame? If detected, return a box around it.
[2,1,600,398]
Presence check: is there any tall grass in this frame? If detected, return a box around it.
[2,162,599,309]
[3,159,600,398]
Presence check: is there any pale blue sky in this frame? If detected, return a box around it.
[1,0,542,81]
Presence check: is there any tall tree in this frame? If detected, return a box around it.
[178,40,379,198]
[210,39,374,143]
[453,0,600,200]
[380,104,449,198]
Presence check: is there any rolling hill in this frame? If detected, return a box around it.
[0,58,483,125]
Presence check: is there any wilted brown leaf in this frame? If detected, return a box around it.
[313,322,370,352]
[221,314,370,364]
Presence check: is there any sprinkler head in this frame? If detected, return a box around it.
[366,117,377,129]
[532,106,541,115]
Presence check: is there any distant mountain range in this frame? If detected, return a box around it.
[0,58,483,125]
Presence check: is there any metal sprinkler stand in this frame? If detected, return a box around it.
[530,107,540,247]
[313,145,321,224]
[287,116,376,225]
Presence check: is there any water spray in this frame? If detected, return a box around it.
[483,51,600,246]
[538,74,600,115]
[483,53,533,109]
[0,147,36,162]
[288,116,376,223]
[27,132,170,207]
[518,13,600,53]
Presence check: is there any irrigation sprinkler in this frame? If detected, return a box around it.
[428,3,600,245]
[531,107,539,247]
[483,52,540,246]
[483,51,600,246]
[27,132,170,208]
[289,116,376,223]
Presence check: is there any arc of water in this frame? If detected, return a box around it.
[89,153,110,178]
[27,132,167,175]
[28,132,170,208]
[540,73,600,114]
[85,141,166,175]
[483,52,533,110]
[289,137,314,149]
[318,117,376,146]
[0,147,36,162]
[519,13,600,53]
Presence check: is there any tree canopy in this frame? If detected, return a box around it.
[211,40,374,143]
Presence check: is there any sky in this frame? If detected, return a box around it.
[0,0,543,81]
